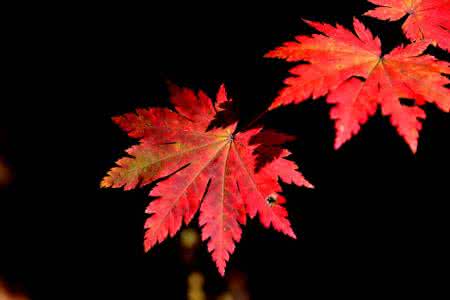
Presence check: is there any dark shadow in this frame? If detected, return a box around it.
[399,98,416,107]
[249,128,296,172]
[206,99,240,131]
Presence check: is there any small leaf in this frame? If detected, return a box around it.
[364,0,450,52]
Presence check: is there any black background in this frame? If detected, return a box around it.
[1,1,449,299]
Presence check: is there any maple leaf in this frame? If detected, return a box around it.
[101,83,313,275]
[364,0,450,52]
[266,18,450,152]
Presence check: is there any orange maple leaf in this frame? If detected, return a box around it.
[266,18,450,152]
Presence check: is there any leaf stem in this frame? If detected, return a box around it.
[239,109,270,132]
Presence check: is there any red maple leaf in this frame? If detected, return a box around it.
[266,18,450,152]
[101,84,313,275]
[364,0,450,52]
